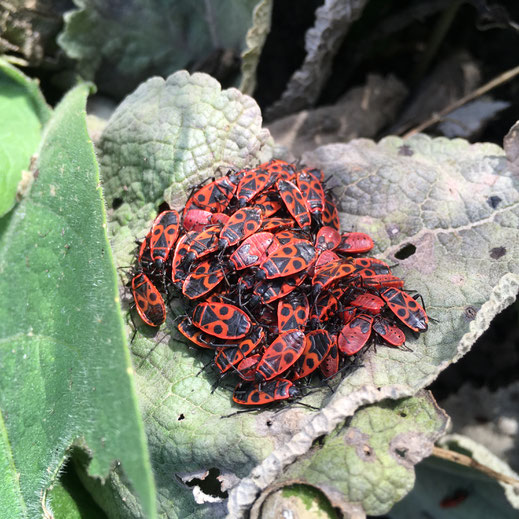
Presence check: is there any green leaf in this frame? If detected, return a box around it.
[58,0,268,98]
[94,71,519,518]
[0,58,51,217]
[252,392,448,517]
[0,85,156,518]
[390,435,519,518]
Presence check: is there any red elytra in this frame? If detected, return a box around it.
[229,231,274,270]
[277,291,309,332]
[296,169,326,216]
[233,378,299,405]
[183,208,229,232]
[177,317,216,349]
[322,197,340,231]
[315,226,341,253]
[184,175,237,213]
[137,231,152,266]
[273,229,307,246]
[352,257,392,274]
[236,354,261,381]
[149,210,180,267]
[237,326,265,356]
[191,302,251,339]
[276,179,312,231]
[259,240,316,279]
[361,274,404,289]
[250,271,307,305]
[312,258,356,291]
[372,316,406,347]
[251,191,283,217]
[340,306,357,324]
[183,224,221,266]
[292,329,334,380]
[349,292,385,314]
[182,260,227,300]
[338,314,374,355]
[131,272,166,327]
[236,164,274,207]
[171,231,197,284]
[319,341,339,378]
[309,290,339,327]
[312,249,340,276]
[261,217,295,233]
[336,232,374,254]
[379,288,428,332]
[219,207,262,248]
[262,159,297,182]
[214,347,244,373]
[255,330,306,382]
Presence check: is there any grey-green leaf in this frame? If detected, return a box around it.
[95,69,518,518]
[0,84,156,519]
[58,0,269,98]
[0,58,51,217]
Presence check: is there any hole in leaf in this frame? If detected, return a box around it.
[266,419,273,427]
[464,306,478,320]
[158,201,171,213]
[184,468,228,499]
[178,414,185,421]
[399,411,407,418]
[395,448,407,458]
[490,246,506,259]
[312,435,326,447]
[487,195,502,209]
[395,243,416,260]
[112,197,123,210]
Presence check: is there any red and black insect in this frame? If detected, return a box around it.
[215,347,244,373]
[379,288,428,332]
[149,210,180,267]
[296,169,326,219]
[171,231,197,284]
[255,330,306,382]
[312,258,356,292]
[277,292,309,332]
[336,232,374,254]
[183,208,229,232]
[322,196,340,231]
[185,175,238,213]
[276,179,312,231]
[191,302,252,339]
[372,316,406,347]
[252,191,282,217]
[263,159,297,182]
[250,271,307,305]
[315,226,341,253]
[237,326,265,356]
[229,231,275,270]
[236,163,275,207]
[182,224,221,266]
[338,314,373,355]
[177,317,216,349]
[261,217,295,233]
[349,292,385,314]
[233,378,299,405]
[319,341,339,378]
[236,354,261,381]
[131,273,166,327]
[292,329,334,380]
[182,260,228,300]
[219,207,262,249]
[309,290,340,327]
[361,274,404,290]
[258,240,316,279]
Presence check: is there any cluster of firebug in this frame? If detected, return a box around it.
[130,160,429,406]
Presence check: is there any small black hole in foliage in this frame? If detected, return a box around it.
[490,246,506,259]
[312,435,326,447]
[112,197,123,210]
[184,468,228,499]
[487,195,502,209]
[178,414,185,421]
[158,201,171,213]
[399,411,407,418]
[395,244,416,260]
[395,448,407,458]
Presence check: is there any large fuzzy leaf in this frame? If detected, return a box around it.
[0,58,51,217]
[0,85,156,518]
[93,71,518,518]
[58,0,269,97]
